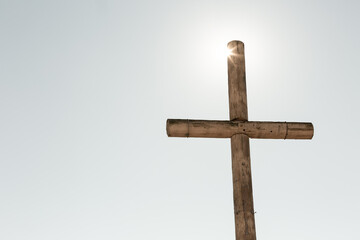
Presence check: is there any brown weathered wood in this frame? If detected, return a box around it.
[165,40,314,240]
[231,134,256,240]
[166,119,314,139]
[228,40,256,240]
[228,41,247,121]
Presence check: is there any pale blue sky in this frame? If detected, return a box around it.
[1,0,360,239]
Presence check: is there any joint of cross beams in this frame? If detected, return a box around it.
[235,210,256,215]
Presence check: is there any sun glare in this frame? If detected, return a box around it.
[226,47,233,57]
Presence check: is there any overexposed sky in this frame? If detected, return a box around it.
[1,1,360,239]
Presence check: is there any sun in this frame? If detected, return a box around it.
[226,47,233,57]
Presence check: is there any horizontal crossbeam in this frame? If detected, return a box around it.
[167,119,314,139]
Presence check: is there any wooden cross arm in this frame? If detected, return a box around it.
[166,119,314,139]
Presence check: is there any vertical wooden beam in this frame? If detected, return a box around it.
[227,41,248,121]
[227,41,256,240]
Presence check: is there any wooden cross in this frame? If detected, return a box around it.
[166,40,314,240]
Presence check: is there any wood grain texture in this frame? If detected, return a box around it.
[165,40,314,240]
[166,119,314,139]
[228,41,247,121]
[231,134,256,240]
[228,41,256,240]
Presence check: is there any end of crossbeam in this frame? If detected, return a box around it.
[286,122,314,139]
[166,119,189,137]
